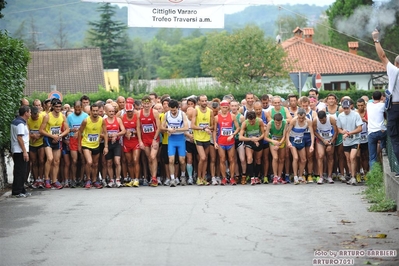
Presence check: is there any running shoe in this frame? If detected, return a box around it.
[339,174,346,183]
[254,177,260,184]
[215,176,221,185]
[157,177,163,186]
[44,180,51,189]
[263,176,269,184]
[93,181,103,189]
[211,177,218,185]
[347,177,357,186]
[37,180,45,189]
[84,180,92,189]
[150,177,158,187]
[164,179,171,186]
[175,177,180,186]
[196,177,203,186]
[64,180,70,188]
[284,175,290,184]
[51,181,63,189]
[133,179,139,187]
[241,175,247,185]
[116,179,122,188]
[31,180,40,189]
[221,177,227,186]
[142,179,149,186]
[273,176,278,185]
[180,177,187,186]
[307,175,314,183]
[250,177,256,186]
[230,177,237,185]
[170,179,176,187]
[107,180,115,188]
[11,193,31,198]
[317,177,324,185]
[125,180,134,187]
[203,178,210,186]
[294,176,299,185]
[187,177,194,185]
[278,177,287,184]
[327,177,334,184]
[356,173,362,183]
[70,180,76,188]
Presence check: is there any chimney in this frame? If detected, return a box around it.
[293,27,303,38]
[303,28,314,43]
[348,42,359,55]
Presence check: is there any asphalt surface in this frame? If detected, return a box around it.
[1,182,398,266]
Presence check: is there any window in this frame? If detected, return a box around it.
[324,81,354,91]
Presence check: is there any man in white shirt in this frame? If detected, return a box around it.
[11,106,31,197]
[373,29,399,176]
[367,91,387,169]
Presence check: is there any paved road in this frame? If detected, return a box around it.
[1,182,398,266]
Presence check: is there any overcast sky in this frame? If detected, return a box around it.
[224,0,335,14]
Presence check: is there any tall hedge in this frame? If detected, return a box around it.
[0,31,30,149]
[0,31,30,188]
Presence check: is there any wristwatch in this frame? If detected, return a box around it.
[374,40,379,43]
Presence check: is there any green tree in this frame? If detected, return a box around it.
[313,13,330,44]
[88,3,133,85]
[0,0,6,19]
[0,30,30,188]
[158,36,207,79]
[326,0,381,59]
[275,13,308,42]
[155,28,182,45]
[201,25,288,86]
[52,15,69,49]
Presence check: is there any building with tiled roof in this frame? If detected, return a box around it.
[282,27,386,91]
[25,48,105,96]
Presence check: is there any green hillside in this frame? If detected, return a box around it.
[0,0,328,48]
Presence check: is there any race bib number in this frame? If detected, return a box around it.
[88,134,99,142]
[247,129,259,138]
[361,133,367,141]
[142,124,155,133]
[107,130,118,136]
[294,136,303,144]
[51,126,60,135]
[221,127,233,136]
[30,130,39,134]
[272,135,282,141]
[321,131,332,138]
[169,122,181,129]
[199,122,209,128]
[73,124,80,129]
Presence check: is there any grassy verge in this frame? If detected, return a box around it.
[363,163,397,212]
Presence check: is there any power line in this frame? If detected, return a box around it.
[276,4,398,56]
[6,1,82,15]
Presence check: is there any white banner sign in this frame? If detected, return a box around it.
[128,4,224,28]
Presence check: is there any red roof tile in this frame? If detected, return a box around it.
[281,36,385,75]
[25,48,105,96]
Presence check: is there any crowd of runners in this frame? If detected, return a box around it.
[21,89,387,189]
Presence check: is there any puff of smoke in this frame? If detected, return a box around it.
[334,1,398,39]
